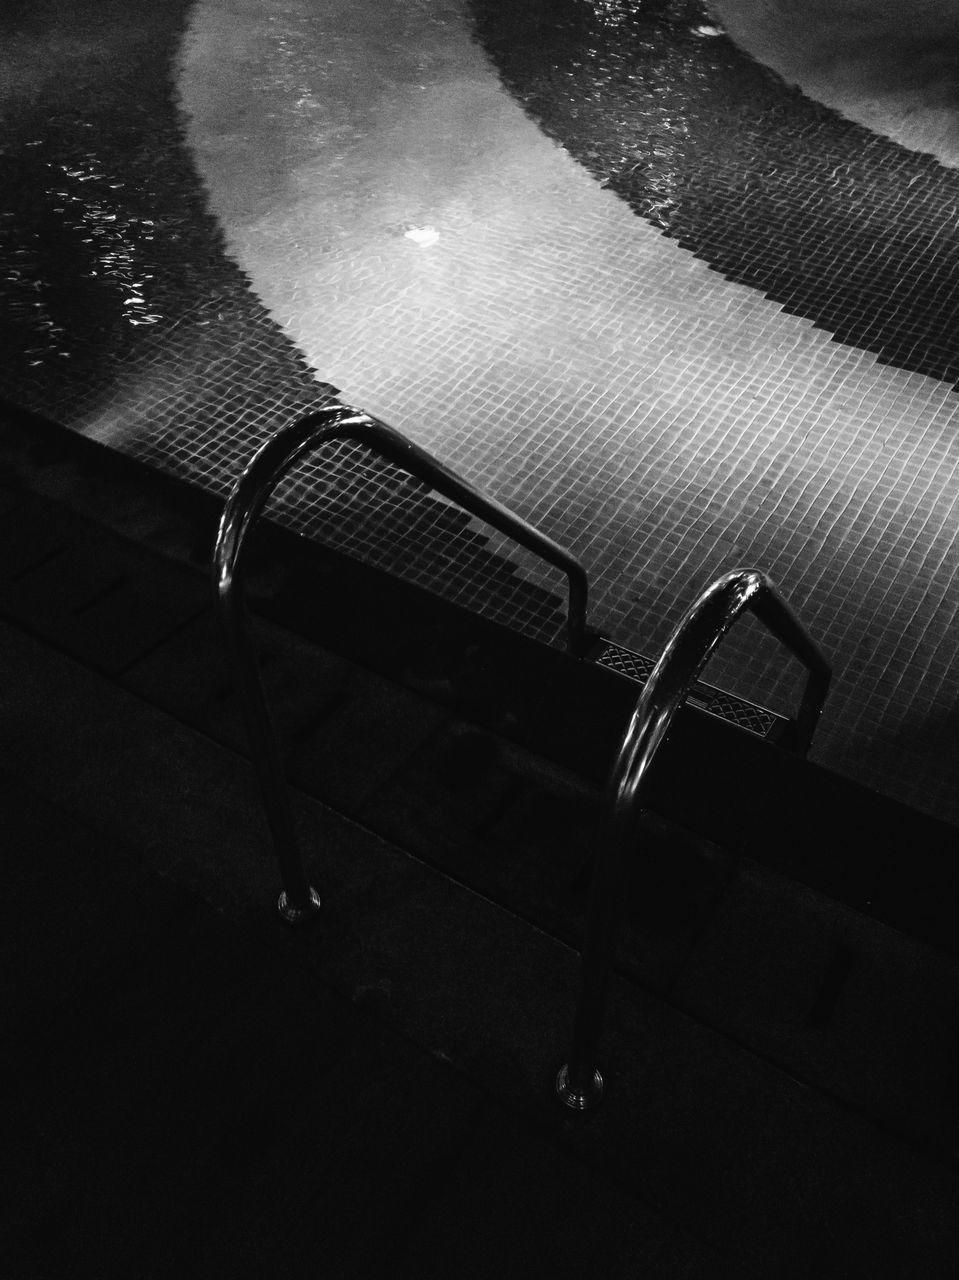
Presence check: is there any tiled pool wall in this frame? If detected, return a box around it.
[3,0,959,825]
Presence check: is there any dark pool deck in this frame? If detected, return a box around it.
[4,408,959,1278]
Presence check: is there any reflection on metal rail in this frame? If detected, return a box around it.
[556,569,831,1110]
[212,403,590,922]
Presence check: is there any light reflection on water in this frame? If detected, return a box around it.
[52,153,164,325]
[3,146,165,371]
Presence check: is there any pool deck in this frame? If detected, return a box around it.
[4,408,959,1278]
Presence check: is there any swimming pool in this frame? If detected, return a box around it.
[3,0,959,825]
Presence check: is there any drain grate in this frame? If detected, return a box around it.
[591,640,784,739]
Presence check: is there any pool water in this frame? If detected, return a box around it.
[4,0,959,825]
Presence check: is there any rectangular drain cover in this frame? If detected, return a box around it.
[590,639,786,740]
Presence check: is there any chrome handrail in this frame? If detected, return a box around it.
[213,403,590,921]
[556,569,831,1109]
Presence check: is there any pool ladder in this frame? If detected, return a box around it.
[556,567,830,1109]
[213,403,589,920]
[213,405,831,1106]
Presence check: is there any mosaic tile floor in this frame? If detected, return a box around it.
[4,0,959,826]
[0,0,570,639]
[713,0,959,166]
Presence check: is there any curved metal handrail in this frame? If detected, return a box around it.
[213,403,590,921]
[556,569,831,1109]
